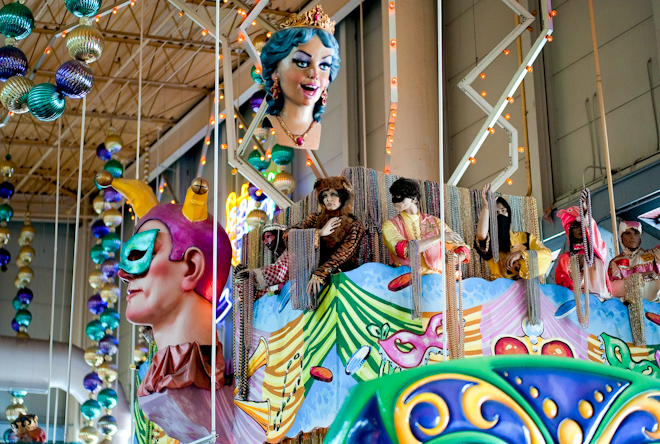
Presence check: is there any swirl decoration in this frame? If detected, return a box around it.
[80,131,125,444]
[598,391,660,442]
[393,373,545,444]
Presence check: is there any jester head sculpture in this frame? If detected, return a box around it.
[97,172,231,349]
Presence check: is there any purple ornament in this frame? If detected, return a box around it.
[101,258,119,279]
[0,247,10,271]
[56,60,94,99]
[249,90,266,113]
[83,372,103,393]
[103,187,122,203]
[87,293,107,315]
[11,318,20,332]
[248,183,267,202]
[96,143,112,161]
[92,219,110,239]
[16,288,33,304]
[0,46,27,81]
[98,334,118,356]
[0,181,14,199]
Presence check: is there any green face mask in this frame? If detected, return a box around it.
[119,229,159,276]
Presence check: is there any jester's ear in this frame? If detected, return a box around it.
[313,178,322,190]
[341,177,353,193]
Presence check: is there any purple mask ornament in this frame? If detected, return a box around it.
[136,204,232,304]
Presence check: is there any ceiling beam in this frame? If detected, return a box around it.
[63,110,176,124]
[38,70,212,94]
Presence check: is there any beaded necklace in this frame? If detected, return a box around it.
[526,249,541,326]
[580,188,595,267]
[624,273,646,346]
[289,228,320,311]
[409,239,423,319]
[570,253,589,328]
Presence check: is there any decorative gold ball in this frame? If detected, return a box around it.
[190,177,209,195]
[66,24,105,63]
[17,266,33,284]
[246,209,268,230]
[17,245,35,264]
[273,171,296,195]
[78,426,100,444]
[14,277,24,289]
[93,195,109,214]
[97,362,118,384]
[0,76,34,114]
[15,331,29,339]
[253,34,267,53]
[88,270,107,289]
[0,158,16,178]
[0,226,10,244]
[95,170,113,188]
[5,401,27,422]
[102,209,122,228]
[104,131,123,154]
[18,224,36,246]
[84,346,104,367]
[100,283,119,306]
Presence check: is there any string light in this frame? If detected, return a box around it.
[45,47,51,54]
[390,39,396,47]
[251,20,257,26]
[507,96,514,103]
[61,31,67,38]
[237,34,245,43]
[128,207,132,213]
[506,178,513,185]
[219,94,224,99]
[270,129,276,135]
[205,139,211,145]
[238,138,243,144]
[549,10,557,17]
[488,127,495,134]
[480,91,487,97]
[527,26,534,32]
[386,147,391,155]
[255,190,262,197]
[201,158,206,165]
[221,143,228,150]
[391,110,397,118]
[252,145,257,150]
[171,200,175,204]
[238,123,244,129]
[254,66,262,75]
[384,167,391,175]
[391,77,397,85]
[266,151,272,158]
[159,187,164,193]
[546,35,553,42]
[201,29,208,36]
[219,113,225,119]
[266,32,272,38]
[218,54,223,60]
[209,117,215,125]
[388,123,395,131]
[305,159,312,166]
[231,168,237,175]
[469,157,476,164]
[388,136,394,143]
[526,66,533,72]
[504,114,511,120]
[8,111,14,116]
[259,156,265,161]
[112,7,118,14]
[130,0,135,5]
[503,49,510,55]
[518,146,525,153]
[389,2,395,9]
[131,215,135,220]
[178,10,183,17]
[455,270,461,280]
[234,114,237,118]
[95,15,100,22]
[479,72,486,79]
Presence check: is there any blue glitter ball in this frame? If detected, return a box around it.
[0,247,10,270]
[87,293,106,315]
[11,318,19,332]
[98,334,118,356]
[16,287,33,304]
[56,59,93,99]
[82,372,103,393]
[0,181,14,199]
[91,219,109,239]
[103,187,122,203]
[101,258,119,279]
[96,143,112,161]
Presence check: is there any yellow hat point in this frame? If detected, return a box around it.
[110,179,159,218]
[182,177,209,222]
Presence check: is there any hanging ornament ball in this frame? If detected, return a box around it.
[3,428,17,444]
[248,183,267,202]
[64,0,102,19]
[0,203,13,223]
[0,2,34,40]
[246,209,268,230]
[17,266,33,284]
[254,127,269,143]
[82,371,103,393]
[100,282,119,306]
[80,399,102,420]
[18,223,35,246]
[101,232,121,253]
[5,401,27,422]
[0,181,15,199]
[84,345,104,367]
[104,127,122,154]
[253,33,267,53]
[90,244,108,265]
[249,90,266,113]
[17,245,34,264]
[66,22,104,63]
[96,142,112,161]
[78,426,99,444]
[248,150,270,171]
[102,209,122,228]
[10,317,19,332]
[0,226,10,244]
[250,65,264,85]
[98,334,118,356]
[95,170,113,190]
[87,293,106,315]
[97,415,118,437]
[97,362,118,384]
[103,159,123,178]
[93,194,110,214]
[103,187,122,203]
[134,341,148,363]
[12,296,24,310]
[100,308,119,330]
[91,219,109,239]
[88,269,107,289]
[0,247,10,270]
[1,76,33,114]
[0,154,16,177]
[27,83,65,122]
[271,144,294,166]
[86,319,106,342]
[16,287,32,305]
[13,277,23,289]
[97,388,118,410]
[56,59,93,99]
[0,45,27,81]
[273,170,296,195]
[101,258,119,279]
[14,309,31,327]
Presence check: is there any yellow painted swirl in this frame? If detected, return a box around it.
[598,390,660,442]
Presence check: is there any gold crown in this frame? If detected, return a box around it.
[280,5,335,34]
